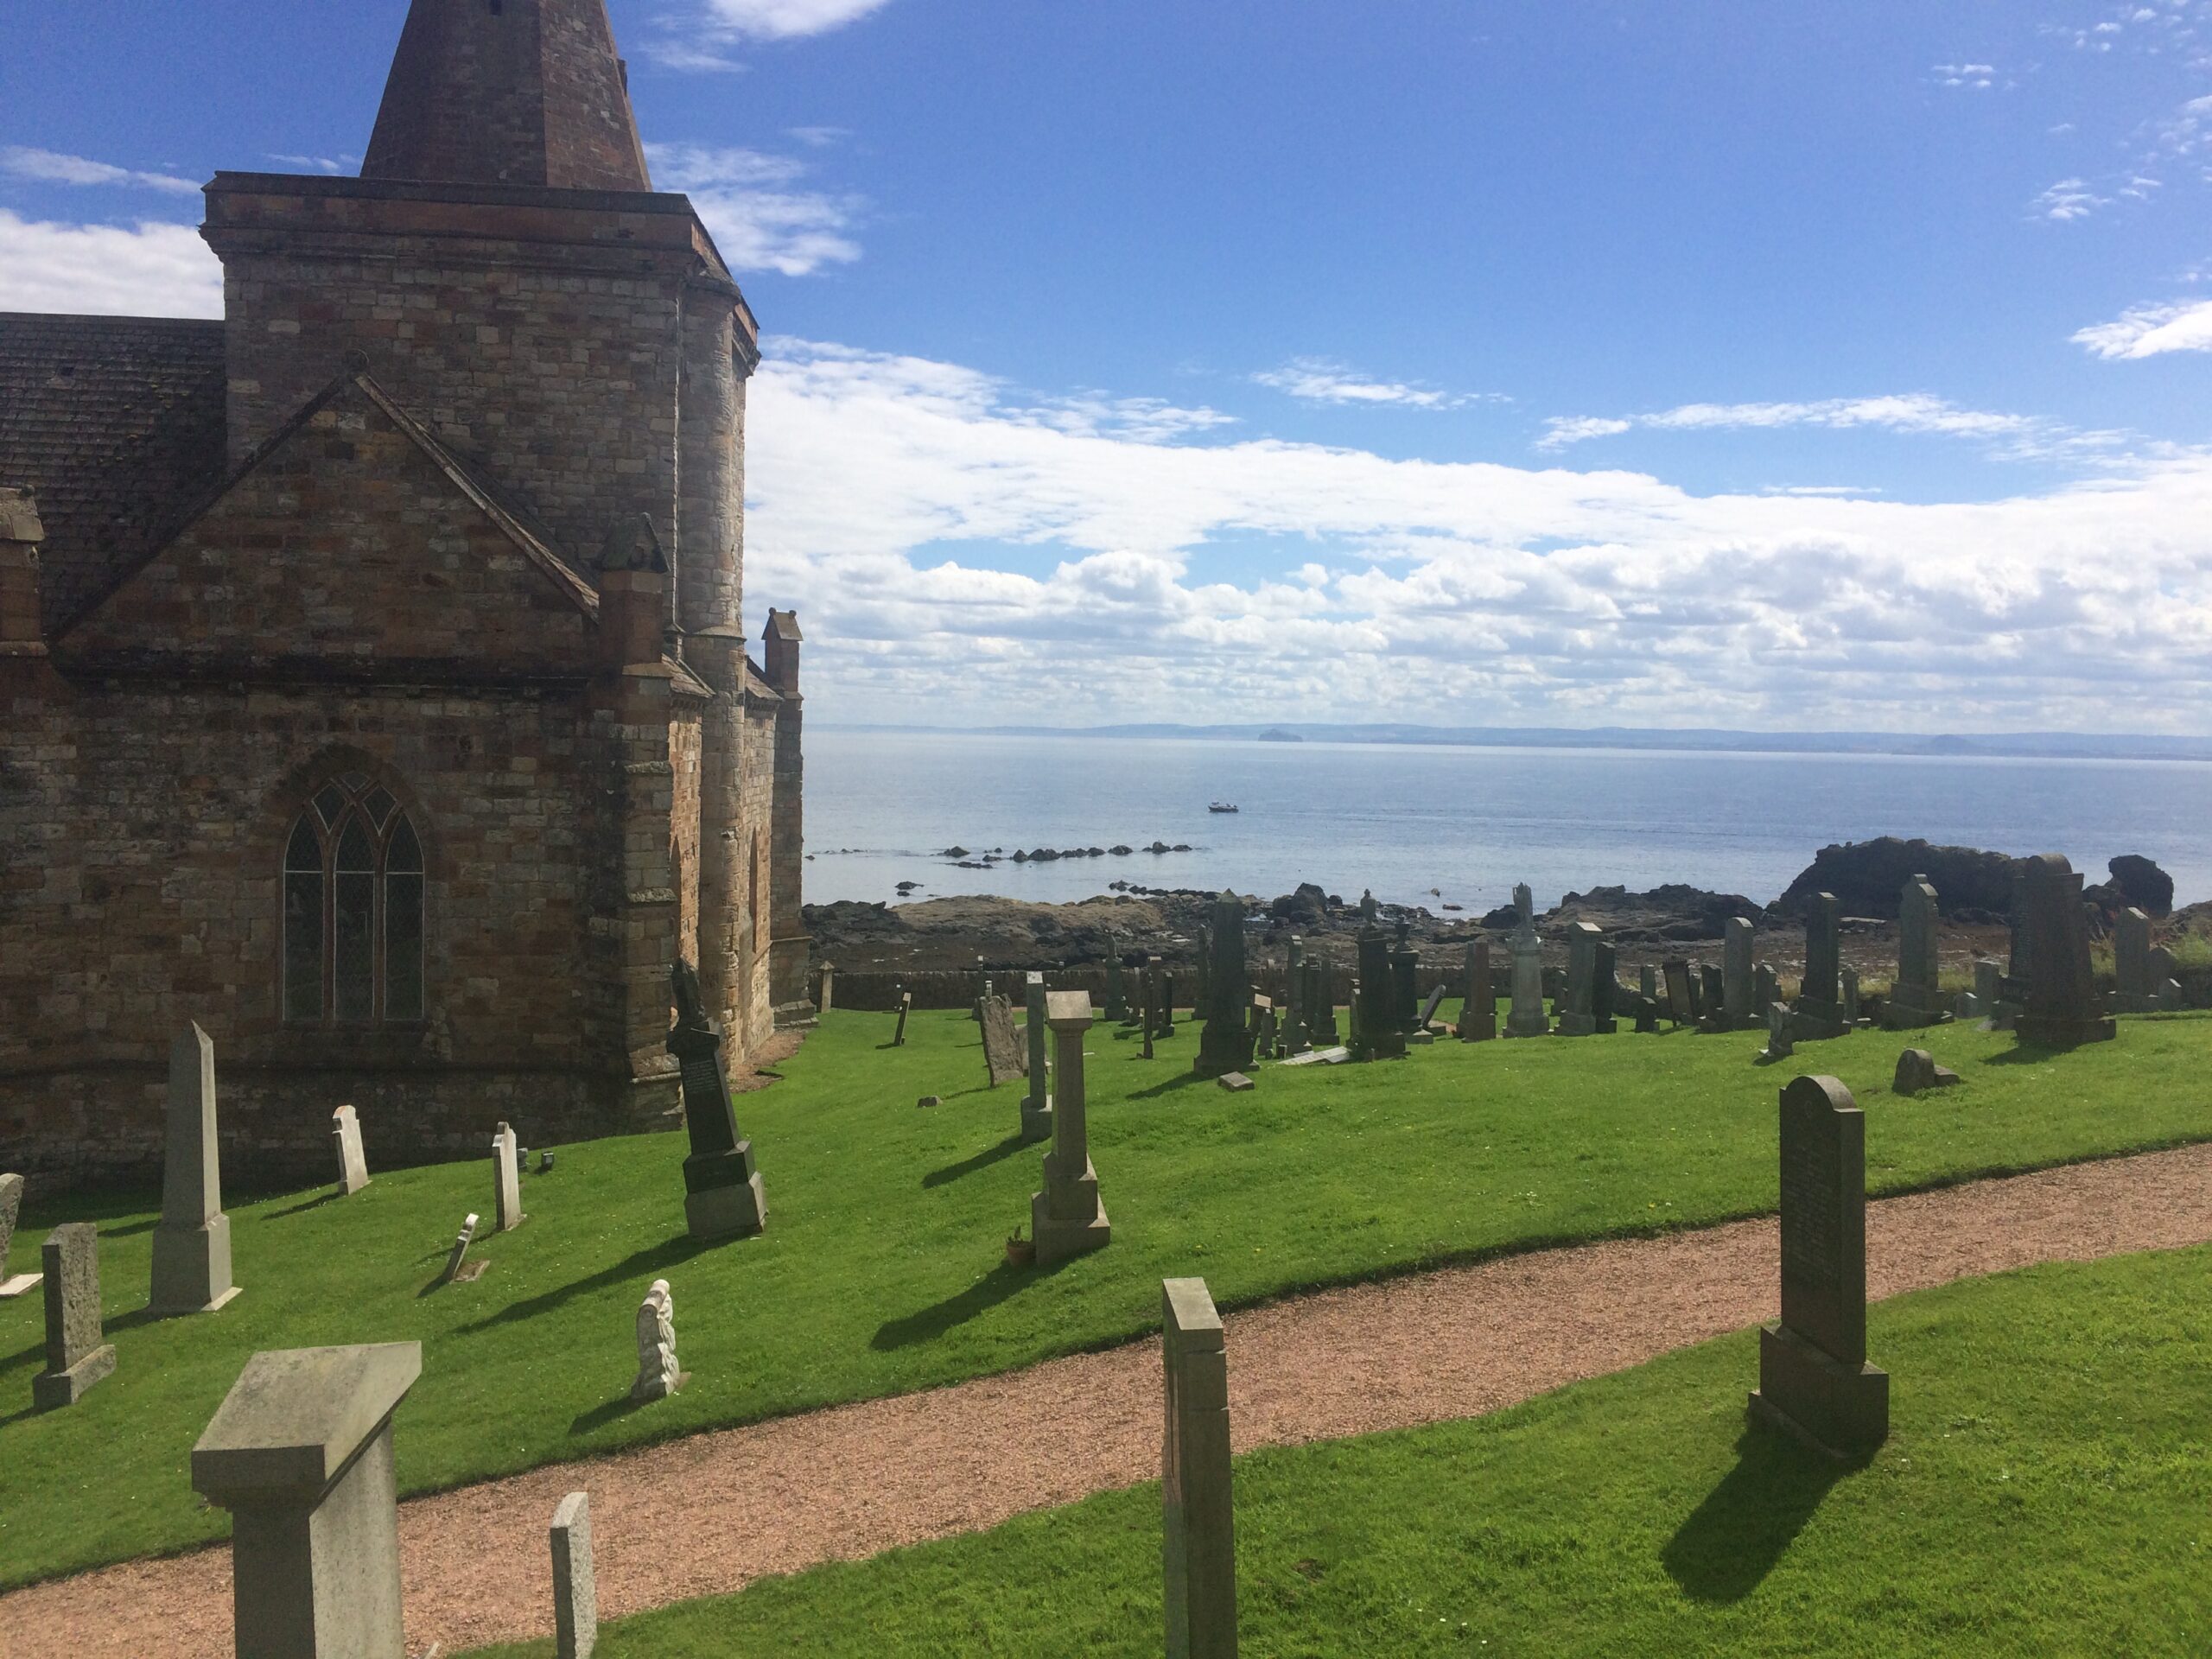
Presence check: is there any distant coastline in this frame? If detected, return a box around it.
[813,721,2212,765]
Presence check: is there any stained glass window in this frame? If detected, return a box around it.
[282,774,427,1027]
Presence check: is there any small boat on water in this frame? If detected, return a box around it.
[1209,801,1240,814]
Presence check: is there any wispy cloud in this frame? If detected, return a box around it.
[266,153,356,175]
[2073,296,2212,358]
[643,0,897,64]
[744,340,2212,730]
[0,146,199,196]
[645,143,861,276]
[1931,61,1999,88]
[1254,358,1499,410]
[0,210,221,315]
[1536,393,2120,461]
[639,38,749,73]
[2030,176,2113,220]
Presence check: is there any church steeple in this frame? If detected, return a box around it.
[361,0,653,192]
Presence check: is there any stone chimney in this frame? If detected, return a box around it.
[763,609,802,699]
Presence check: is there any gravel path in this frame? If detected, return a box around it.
[12,1142,2212,1658]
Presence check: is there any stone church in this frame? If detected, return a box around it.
[0,0,810,1187]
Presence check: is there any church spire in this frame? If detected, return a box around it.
[361,0,652,192]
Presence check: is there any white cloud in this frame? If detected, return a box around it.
[265,153,355,175]
[1254,358,1497,410]
[742,339,2212,731]
[639,39,749,73]
[2073,296,2212,357]
[0,211,220,316]
[703,0,896,36]
[2030,176,2111,220]
[1932,61,1999,87]
[644,143,861,276]
[0,146,200,196]
[1534,393,2113,461]
[1536,416,1631,448]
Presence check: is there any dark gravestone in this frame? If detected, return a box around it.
[1555,922,1603,1037]
[668,960,766,1240]
[1418,983,1448,1031]
[893,992,912,1046]
[1458,941,1496,1042]
[1196,893,1255,1080]
[1749,1076,1888,1459]
[1592,942,1619,1034]
[1892,1048,1961,1096]
[980,995,1027,1088]
[1699,963,1726,1027]
[1160,975,1178,1036]
[1353,930,1406,1061]
[2014,854,2116,1050]
[1753,962,1778,1019]
[1793,892,1850,1039]
[1882,875,1951,1029]
[1662,959,1697,1027]
[2113,908,2152,1014]
[1391,932,1421,1035]
[1633,995,1660,1034]
[34,1223,115,1409]
[1304,960,1341,1045]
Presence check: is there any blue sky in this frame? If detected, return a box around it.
[4,0,2211,731]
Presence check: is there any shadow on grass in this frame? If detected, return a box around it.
[264,1190,342,1221]
[450,1234,715,1333]
[922,1134,1028,1190]
[1129,1070,1207,1101]
[100,1217,160,1240]
[871,1258,1058,1351]
[570,1390,656,1436]
[1660,1423,1850,1603]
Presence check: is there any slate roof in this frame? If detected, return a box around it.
[0,313,228,635]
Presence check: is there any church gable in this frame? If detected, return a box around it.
[60,375,600,682]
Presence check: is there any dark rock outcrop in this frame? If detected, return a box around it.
[1774,838,2026,920]
[2107,855,2174,918]
[1553,883,1764,941]
[1269,882,1330,925]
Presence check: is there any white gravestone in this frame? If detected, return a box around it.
[632,1278,682,1401]
[150,1022,240,1316]
[332,1105,370,1196]
[493,1122,524,1232]
[551,1491,599,1659]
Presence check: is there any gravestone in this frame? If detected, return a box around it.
[1640,962,1658,1001]
[194,1342,422,1657]
[492,1122,524,1233]
[1142,957,1160,1060]
[1505,886,1549,1039]
[1697,963,1726,1029]
[980,995,1027,1090]
[1723,917,1756,1029]
[0,1172,36,1297]
[1020,973,1054,1143]
[551,1491,598,1659]
[150,1022,240,1316]
[1352,930,1407,1060]
[1197,893,1257,1079]
[1360,889,1379,926]
[1882,875,1951,1029]
[1283,936,1306,1050]
[1840,966,1862,1027]
[2014,853,2116,1049]
[1389,923,1420,1034]
[2113,907,2152,1014]
[1161,974,1179,1033]
[1418,983,1448,1031]
[1969,957,2003,1027]
[1758,999,1794,1064]
[1033,991,1110,1264]
[668,960,766,1240]
[1459,940,1496,1041]
[632,1279,683,1401]
[1662,958,1697,1027]
[893,992,912,1046]
[1304,959,1341,1044]
[1754,961,1778,1019]
[1633,995,1660,1033]
[1748,1075,1888,1459]
[1892,1048,1961,1096]
[1217,1071,1255,1094]
[33,1224,115,1408]
[1162,1277,1236,1659]
[1793,893,1850,1039]
[1109,943,1134,1025]
[442,1213,480,1283]
[1592,943,1620,1034]
[2148,945,2184,1010]
[1249,997,1277,1059]
[332,1105,370,1197]
[1556,922,1604,1037]
[817,963,836,1014]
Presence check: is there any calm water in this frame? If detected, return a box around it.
[807,730,2212,913]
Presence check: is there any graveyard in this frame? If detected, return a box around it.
[4,955,2211,1648]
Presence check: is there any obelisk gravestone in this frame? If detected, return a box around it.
[150,1022,239,1316]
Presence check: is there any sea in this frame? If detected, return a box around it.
[806,729,2212,915]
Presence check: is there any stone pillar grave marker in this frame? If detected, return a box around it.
[1749,1075,1888,1459]
[150,1022,241,1317]
[34,1223,115,1408]
[669,960,766,1241]
[1032,991,1110,1265]
[332,1105,370,1197]
[1883,875,1951,1029]
[1555,922,1602,1037]
[1840,965,1862,1026]
[1504,885,1548,1039]
[817,962,836,1014]
[552,1491,598,1659]
[492,1121,524,1233]
[193,1341,423,1658]
[1197,892,1256,1079]
[0,1172,38,1297]
[1163,1276,1236,1658]
[1792,893,1850,1039]
[1352,929,1406,1059]
[1723,917,1756,1028]
[1020,973,1055,1143]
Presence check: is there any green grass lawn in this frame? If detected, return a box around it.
[464,1243,2212,1657]
[4,1004,2211,1588]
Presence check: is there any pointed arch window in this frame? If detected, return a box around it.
[283,773,425,1026]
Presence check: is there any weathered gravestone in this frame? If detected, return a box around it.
[1758,999,1795,1065]
[980,995,1027,1090]
[1723,917,1757,1029]
[1633,993,1660,1033]
[2113,906,2153,1014]
[2149,945,2186,1011]
[1963,956,2003,1025]
[1032,991,1110,1264]
[817,963,836,1014]
[893,992,912,1046]
[1749,1075,1887,1459]
[1142,957,1160,1060]
[551,1491,598,1659]
[1197,892,1256,1079]
[492,1121,524,1233]
[632,1278,683,1401]
[1020,973,1054,1143]
[1754,961,1778,1019]
[1662,958,1697,1027]
[34,1224,115,1408]
[668,960,766,1240]
[1459,940,1496,1042]
[1505,886,1549,1039]
[0,1172,37,1297]
[1106,943,1131,1023]
[1594,943,1622,1034]
[1556,923,1605,1037]
[193,1341,422,1657]
[332,1104,370,1197]
[1162,1276,1236,1659]
[1303,959,1341,1045]
[1639,962,1658,1002]
[1418,983,1448,1032]
[1792,893,1850,1039]
[1892,1048,1961,1097]
[150,1022,240,1317]
[1352,930,1407,1060]
[1160,973,1179,1033]
[443,1213,481,1284]
[1883,875,1951,1029]
[1217,1071,1255,1094]
[1840,966,1863,1027]
[1249,997,1277,1059]
[1389,923,1420,1034]
[2014,853,2116,1049]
